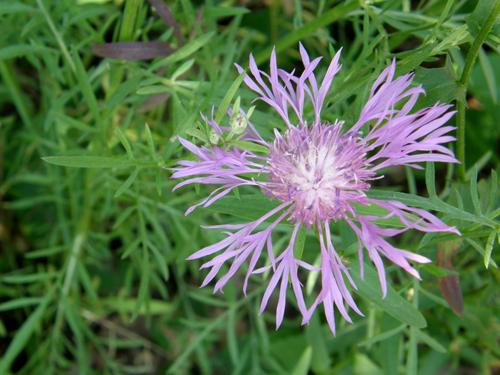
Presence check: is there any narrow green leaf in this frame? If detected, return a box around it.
[415,330,447,353]
[100,298,174,315]
[72,50,100,121]
[144,123,156,157]
[229,140,269,154]
[171,59,195,81]
[207,195,281,222]
[105,75,142,109]
[0,292,52,373]
[484,230,496,268]
[227,310,239,366]
[114,168,139,197]
[1,273,57,284]
[115,127,134,158]
[254,1,357,64]
[0,44,52,60]
[368,189,495,227]
[478,49,497,104]
[293,225,307,259]
[204,6,250,19]
[42,156,154,168]
[151,32,215,69]
[358,324,406,348]
[215,75,244,124]
[0,297,43,312]
[291,346,313,375]
[425,162,437,198]
[469,166,482,215]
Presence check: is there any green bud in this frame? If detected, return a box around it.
[209,130,220,145]
[230,113,248,134]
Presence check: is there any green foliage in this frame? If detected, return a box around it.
[1,0,499,374]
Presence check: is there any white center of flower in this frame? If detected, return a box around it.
[266,123,371,226]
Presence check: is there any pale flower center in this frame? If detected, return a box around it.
[266,123,371,226]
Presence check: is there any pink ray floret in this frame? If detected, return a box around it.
[172,45,459,334]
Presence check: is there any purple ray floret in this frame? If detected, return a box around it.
[172,45,459,334]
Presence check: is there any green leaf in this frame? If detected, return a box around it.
[478,49,497,104]
[484,230,496,268]
[415,330,447,353]
[42,156,154,168]
[215,75,244,124]
[467,0,500,38]
[350,260,427,328]
[368,189,495,227]
[114,168,139,197]
[358,324,406,347]
[151,32,215,69]
[293,225,307,259]
[100,298,174,315]
[414,64,461,107]
[206,195,281,222]
[291,346,313,375]
[0,297,44,312]
[0,44,52,60]
[204,6,250,19]
[105,75,142,109]
[425,162,437,198]
[253,1,357,64]
[115,127,134,158]
[227,310,239,366]
[0,291,52,373]
[469,166,482,215]
[229,140,269,154]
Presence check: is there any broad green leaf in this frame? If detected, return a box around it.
[350,260,427,329]
[467,0,500,38]
[414,65,461,107]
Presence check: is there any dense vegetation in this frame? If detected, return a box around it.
[0,0,499,374]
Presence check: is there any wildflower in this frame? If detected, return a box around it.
[171,45,459,333]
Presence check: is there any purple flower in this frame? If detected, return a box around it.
[171,44,459,333]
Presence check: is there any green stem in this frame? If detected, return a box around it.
[457,0,500,180]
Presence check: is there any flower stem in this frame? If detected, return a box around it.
[457,1,500,181]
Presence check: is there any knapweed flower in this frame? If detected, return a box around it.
[172,44,459,334]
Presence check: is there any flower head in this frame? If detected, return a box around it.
[172,45,459,333]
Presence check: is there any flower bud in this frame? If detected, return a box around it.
[209,130,220,145]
